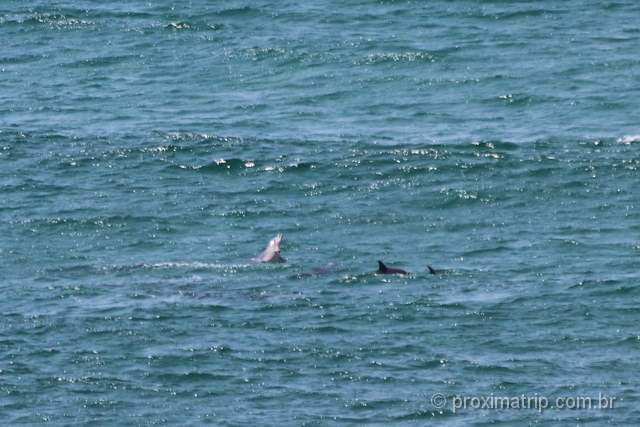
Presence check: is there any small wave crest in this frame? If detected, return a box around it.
[358,51,437,65]
[617,135,640,144]
[97,262,252,272]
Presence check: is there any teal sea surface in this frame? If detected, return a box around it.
[2,1,640,424]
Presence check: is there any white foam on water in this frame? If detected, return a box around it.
[617,135,640,144]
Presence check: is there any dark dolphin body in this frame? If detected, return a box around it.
[376,261,409,275]
[297,262,339,278]
[428,266,438,275]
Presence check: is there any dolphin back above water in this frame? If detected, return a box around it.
[252,234,285,263]
[297,262,339,278]
[376,260,409,275]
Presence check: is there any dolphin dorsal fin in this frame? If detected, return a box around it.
[377,261,387,272]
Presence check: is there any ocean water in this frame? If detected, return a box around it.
[1,0,640,424]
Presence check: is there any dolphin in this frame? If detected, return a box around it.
[428,266,438,275]
[252,234,285,263]
[298,262,338,278]
[376,260,408,275]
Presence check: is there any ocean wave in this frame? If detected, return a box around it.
[617,135,640,144]
[357,51,437,65]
